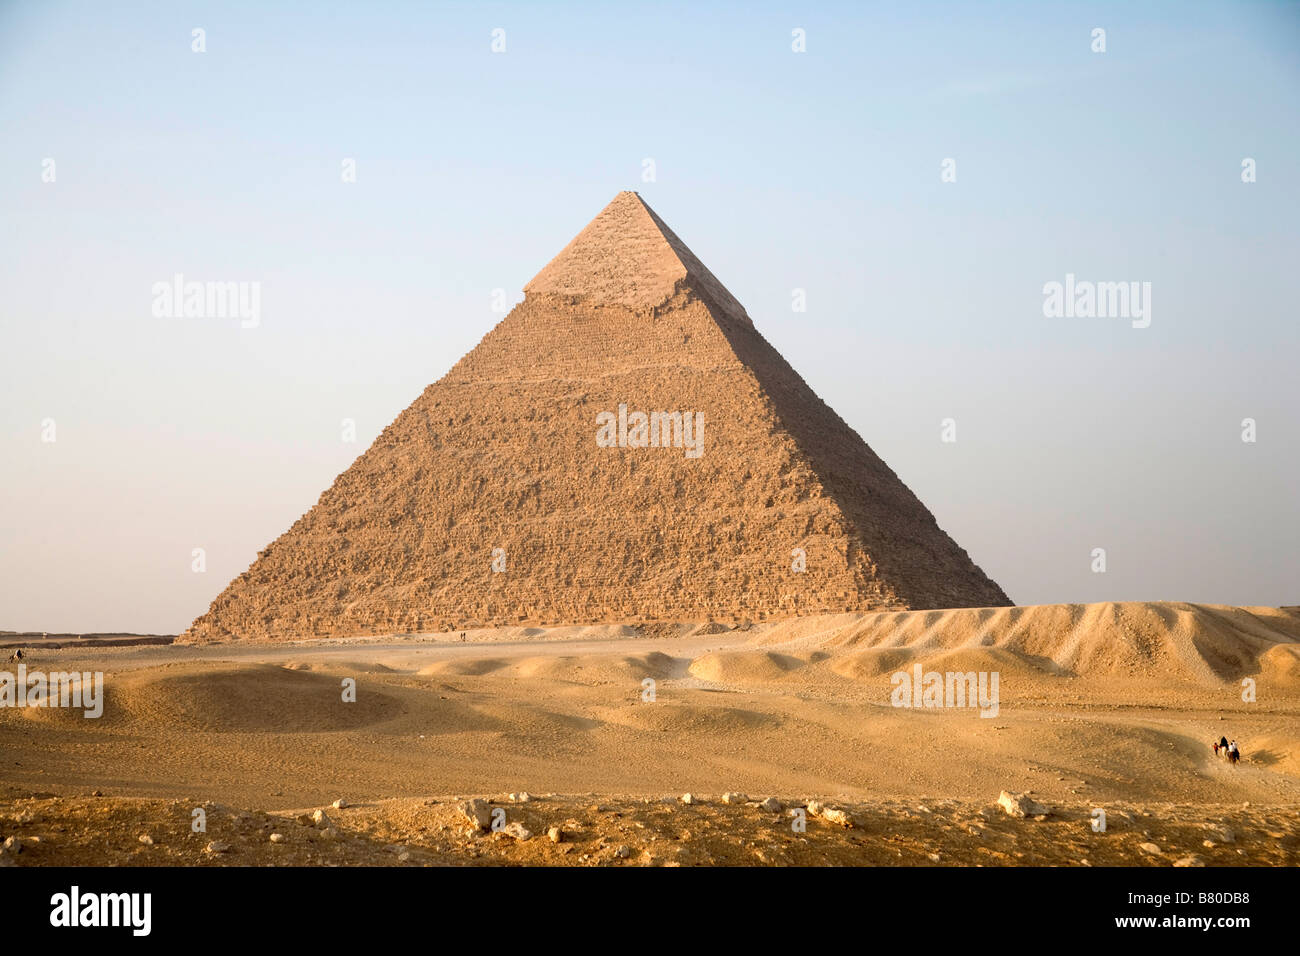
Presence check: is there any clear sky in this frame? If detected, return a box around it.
[2,1,1297,634]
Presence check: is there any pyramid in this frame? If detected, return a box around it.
[182,192,1010,643]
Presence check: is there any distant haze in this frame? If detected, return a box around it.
[1,1,1297,633]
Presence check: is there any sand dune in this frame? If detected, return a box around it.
[122,665,404,733]
[752,602,1300,687]
[688,649,808,683]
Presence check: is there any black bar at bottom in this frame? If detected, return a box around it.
[1,864,1291,942]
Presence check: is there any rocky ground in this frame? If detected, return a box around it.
[2,791,1295,867]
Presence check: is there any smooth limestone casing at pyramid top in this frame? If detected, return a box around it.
[182,192,1011,643]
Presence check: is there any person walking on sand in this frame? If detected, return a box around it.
[1229,739,1240,764]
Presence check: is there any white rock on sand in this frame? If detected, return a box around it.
[500,822,532,841]
[801,800,852,827]
[820,808,854,828]
[721,792,747,805]
[996,791,1047,819]
[459,798,493,831]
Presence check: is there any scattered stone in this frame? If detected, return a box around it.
[460,798,493,831]
[1173,854,1206,867]
[3,836,21,854]
[547,826,563,844]
[759,797,782,813]
[927,852,942,863]
[721,792,747,805]
[204,841,231,854]
[820,808,854,828]
[614,845,632,859]
[996,791,1046,819]
[1138,842,1162,855]
[680,793,697,805]
[509,792,532,803]
[138,835,154,846]
[1202,840,1216,849]
[807,800,825,817]
[331,798,349,810]
[269,833,286,844]
[501,822,533,841]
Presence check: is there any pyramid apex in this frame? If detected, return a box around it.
[524,193,751,325]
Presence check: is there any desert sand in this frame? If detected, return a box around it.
[3,601,1298,866]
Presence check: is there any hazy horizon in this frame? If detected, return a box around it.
[2,0,1298,634]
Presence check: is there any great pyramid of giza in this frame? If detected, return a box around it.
[182,192,1010,643]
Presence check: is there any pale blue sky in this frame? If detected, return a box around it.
[2,1,1297,633]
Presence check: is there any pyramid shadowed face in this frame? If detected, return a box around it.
[182,192,1010,642]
